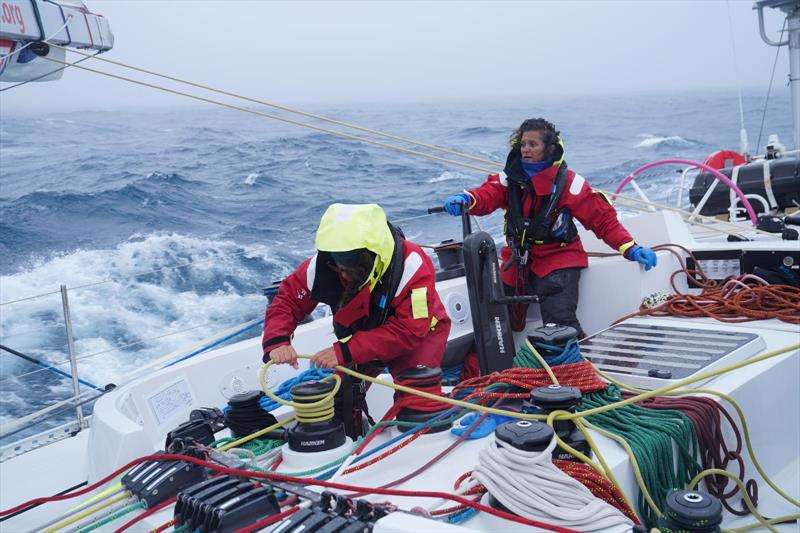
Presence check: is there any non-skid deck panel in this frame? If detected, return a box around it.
[581,323,761,380]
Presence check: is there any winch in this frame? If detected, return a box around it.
[287,380,346,453]
[657,490,723,533]
[225,390,278,439]
[394,366,452,434]
[525,384,591,461]
[488,420,554,512]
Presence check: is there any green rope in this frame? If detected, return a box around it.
[211,436,284,456]
[514,343,542,368]
[74,500,145,533]
[582,384,702,529]
[172,523,190,533]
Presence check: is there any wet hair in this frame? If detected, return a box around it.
[332,249,376,337]
[509,118,560,150]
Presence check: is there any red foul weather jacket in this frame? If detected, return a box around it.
[466,154,635,284]
[261,241,450,376]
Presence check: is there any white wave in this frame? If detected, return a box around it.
[0,233,283,390]
[634,134,691,148]
[428,170,468,183]
[244,172,260,186]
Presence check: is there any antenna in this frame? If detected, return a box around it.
[726,0,750,156]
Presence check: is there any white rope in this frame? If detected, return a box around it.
[0,15,72,63]
[471,429,633,531]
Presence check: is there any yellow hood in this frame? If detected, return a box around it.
[315,203,395,289]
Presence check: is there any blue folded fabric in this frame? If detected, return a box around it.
[450,412,515,439]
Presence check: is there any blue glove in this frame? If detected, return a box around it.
[443,193,470,216]
[450,412,514,440]
[628,245,657,271]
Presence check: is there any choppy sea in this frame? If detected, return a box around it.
[0,90,791,441]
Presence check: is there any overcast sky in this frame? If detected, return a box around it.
[0,1,792,112]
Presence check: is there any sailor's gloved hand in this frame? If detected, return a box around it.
[628,245,657,271]
[443,193,470,216]
[450,412,514,439]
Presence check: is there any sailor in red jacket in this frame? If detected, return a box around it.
[262,203,451,434]
[443,118,657,334]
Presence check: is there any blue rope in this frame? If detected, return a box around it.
[441,364,463,386]
[258,367,333,412]
[532,338,582,366]
[447,507,477,524]
[164,320,263,368]
[313,406,464,480]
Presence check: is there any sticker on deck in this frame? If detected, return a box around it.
[148,378,194,426]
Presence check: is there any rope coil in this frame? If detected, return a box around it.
[259,361,340,424]
[470,430,634,531]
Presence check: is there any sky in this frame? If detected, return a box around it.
[0,0,793,112]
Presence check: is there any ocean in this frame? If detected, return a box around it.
[0,90,791,441]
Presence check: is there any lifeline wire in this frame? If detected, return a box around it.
[39,51,776,241]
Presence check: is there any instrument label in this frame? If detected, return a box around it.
[148,378,194,426]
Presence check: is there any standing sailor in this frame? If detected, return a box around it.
[442,118,657,334]
[262,203,451,436]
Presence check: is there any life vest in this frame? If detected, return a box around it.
[310,223,406,339]
[504,150,578,264]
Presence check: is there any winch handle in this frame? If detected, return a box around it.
[428,202,472,238]
[460,201,472,239]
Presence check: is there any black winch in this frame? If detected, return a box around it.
[527,323,578,350]
[394,366,452,434]
[525,385,591,461]
[224,390,278,439]
[288,380,346,453]
[657,490,723,533]
[433,239,466,281]
[489,420,553,512]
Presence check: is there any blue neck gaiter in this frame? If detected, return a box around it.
[520,158,554,177]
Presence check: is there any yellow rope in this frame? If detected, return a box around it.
[43,54,779,241]
[689,469,777,533]
[523,338,641,516]
[40,493,133,533]
[258,361,341,423]
[591,366,800,509]
[216,417,295,452]
[67,482,123,512]
[51,44,497,168]
[40,56,494,174]
[728,514,800,533]
[561,344,799,421]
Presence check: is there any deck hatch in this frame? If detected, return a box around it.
[582,322,764,389]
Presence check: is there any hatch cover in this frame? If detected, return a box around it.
[581,322,765,390]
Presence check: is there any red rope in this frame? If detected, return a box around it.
[3,452,577,533]
[148,519,175,533]
[454,362,607,400]
[232,505,300,533]
[627,392,758,516]
[553,459,640,524]
[113,496,175,533]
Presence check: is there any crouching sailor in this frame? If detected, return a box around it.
[261,203,451,437]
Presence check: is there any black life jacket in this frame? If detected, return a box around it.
[504,150,578,255]
[310,223,406,340]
